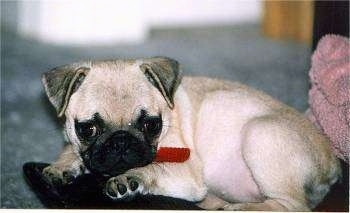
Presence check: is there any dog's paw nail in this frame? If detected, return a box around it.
[45,171,53,177]
[62,171,69,177]
[107,185,118,197]
[79,165,85,173]
[117,183,127,195]
[51,177,62,186]
[129,180,139,191]
[62,171,74,184]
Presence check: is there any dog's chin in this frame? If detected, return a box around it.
[81,146,156,178]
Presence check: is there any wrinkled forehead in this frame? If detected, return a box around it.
[68,60,160,124]
[88,60,143,86]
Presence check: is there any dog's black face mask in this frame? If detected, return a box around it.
[76,111,161,177]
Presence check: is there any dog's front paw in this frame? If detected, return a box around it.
[42,164,84,186]
[105,174,144,201]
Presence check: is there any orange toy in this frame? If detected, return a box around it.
[155,147,190,163]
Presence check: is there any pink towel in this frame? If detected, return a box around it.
[307,34,349,163]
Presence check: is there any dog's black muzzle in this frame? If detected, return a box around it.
[82,130,155,177]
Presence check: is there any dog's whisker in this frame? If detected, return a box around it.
[162,124,181,131]
[102,107,113,122]
[150,162,165,174]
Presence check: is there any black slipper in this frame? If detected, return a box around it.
[22,162,201,209]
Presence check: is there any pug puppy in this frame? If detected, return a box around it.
[41,57,340,211]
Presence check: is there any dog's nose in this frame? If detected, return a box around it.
[84,130,148,177]
[107,130,133,152]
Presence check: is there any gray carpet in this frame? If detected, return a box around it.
[1,23,311,208]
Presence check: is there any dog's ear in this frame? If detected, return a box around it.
[140,57,183,109]
[42,63,90,117]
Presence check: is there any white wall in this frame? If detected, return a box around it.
[17,0,262,45]
[147,0,262,26]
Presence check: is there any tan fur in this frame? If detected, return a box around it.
[42,58,340,211]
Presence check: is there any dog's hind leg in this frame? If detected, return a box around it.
[196,192,229,210]
[230,115,340,211]
[222,199,289,211]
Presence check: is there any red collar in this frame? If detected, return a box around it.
[155,147,190,162]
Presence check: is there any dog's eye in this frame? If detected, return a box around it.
[75,122,99,140]
[142,116,162,138]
